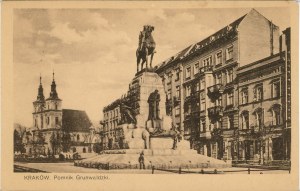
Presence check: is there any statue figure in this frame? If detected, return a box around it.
[136,25,156,73]
[148,90,160,120]
[120,102,136,124]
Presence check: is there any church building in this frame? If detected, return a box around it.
[25,72,94,156]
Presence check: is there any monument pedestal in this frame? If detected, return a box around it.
[75,71,231,170]
[75,148,230,170]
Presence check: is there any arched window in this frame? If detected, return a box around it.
[77,134,80,141]
[270,105,281,126]
[241,111,249,129]
[253,108,263,129]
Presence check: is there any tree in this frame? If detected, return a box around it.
[61,132,71,152]
[49,131,61,155]
[93,143,102,153]
[14,129,25,153]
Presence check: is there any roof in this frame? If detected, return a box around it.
[62,109,92,132]
[154,9,280,72]
[155,14,246,71]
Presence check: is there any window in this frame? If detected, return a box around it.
[195,82,200,92]
[200,92,205,100]
[47,117,50,125]
[200,78,205,90]
[228,115,234,129]
[216,51,223,65]
[203,56,212,67]
[200,100,206,111]
[55,117,59,125]
[227,91,233,106]
[194,62,199,75]
[241,89,248,104]
[175,107,180,116]
[185,104,191,114]
[176,86,180,98]
[226,45,233,60]
[254,84,263,101]
[241,112,249,129]
[200,120,206,132]
[271,80,280,98]
[215,73,222,84]
[55,103,58,110]
[215,121,221,129]
[35,119,37,127]
[186,85,191,97]
[216,97,222,106]
[175,68,180,81]
[271,107,281,126]
[227,69,233,83]
[254,110,263,129]
[167,90,171,100]
[167,73,172,84]
[186,67,191,79]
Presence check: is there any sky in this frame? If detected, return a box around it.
[13,7,291,127]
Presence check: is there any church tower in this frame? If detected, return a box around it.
[44,72,62,129]
[33,75,45,129]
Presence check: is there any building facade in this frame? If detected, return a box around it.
[99,9,291,164]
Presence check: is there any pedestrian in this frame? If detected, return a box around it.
[172,135,178,150]
[138,152,145,170]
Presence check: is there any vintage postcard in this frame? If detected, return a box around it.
[1,1,299,191]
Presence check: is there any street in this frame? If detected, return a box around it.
[14,162,290,174]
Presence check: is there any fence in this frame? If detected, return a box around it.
[151,166,291,174]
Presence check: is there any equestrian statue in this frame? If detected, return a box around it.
[136,25,156,73]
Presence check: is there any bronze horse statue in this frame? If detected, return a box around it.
[136,25,156,73]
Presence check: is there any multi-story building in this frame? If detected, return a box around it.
[100,99,123,150]
[154,9,291,163]
[99,9,291,164]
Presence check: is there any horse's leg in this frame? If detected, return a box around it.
[150,52,154,68]
[145,49,149,69]
[141,59,145,71]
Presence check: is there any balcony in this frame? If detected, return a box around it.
[166,99,173,107]
[207,84,224,99]
[207,106,223,119]
[173,96,180,106]
[199,66,213,73]
[199,131,211,139]
[221,129,236,136]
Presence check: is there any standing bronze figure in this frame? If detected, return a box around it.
[136,25,156,73]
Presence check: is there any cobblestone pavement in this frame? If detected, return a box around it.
[14,162,290,174]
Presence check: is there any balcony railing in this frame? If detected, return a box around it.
[173,96,180,106]
[199,66,213,73]
[207,106,223,118]
[207,84,224,99]
[199,131,211,139]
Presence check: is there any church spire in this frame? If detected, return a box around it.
[48,71,59,100]
[36,74,45,102]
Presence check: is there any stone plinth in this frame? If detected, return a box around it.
[75,148,231,170]
[150,137,173,149]
[129,72,170,130]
